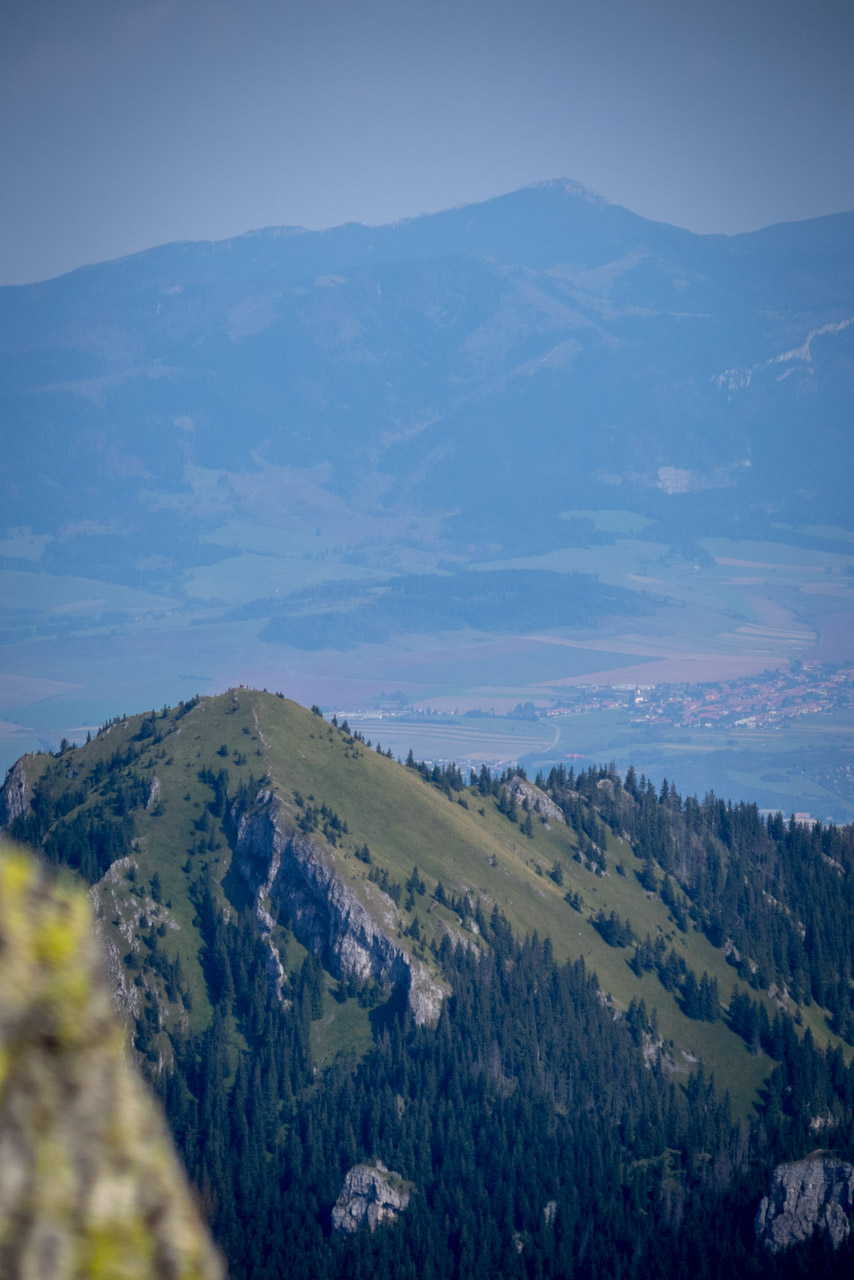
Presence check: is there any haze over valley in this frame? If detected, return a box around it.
[2,181,853,818]
[5,0,854,1273]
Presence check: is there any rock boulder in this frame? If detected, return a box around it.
[755,1155,854,1252]
[331,1162,411,1234]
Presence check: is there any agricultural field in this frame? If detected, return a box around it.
[331,712,557,768]
[2,508,853,824]
[523,707,854,825]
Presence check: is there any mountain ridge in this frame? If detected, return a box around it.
[4,686,852,1102]
[12,177,854,294]
[6,688,854,1276]
[2,177,853,821]
[0,179,688,290]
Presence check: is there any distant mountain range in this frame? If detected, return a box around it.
[2,182,853,809]
[2,180,852,578]
[3,191,853,1273]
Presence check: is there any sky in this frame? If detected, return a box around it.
[2,0,853,285]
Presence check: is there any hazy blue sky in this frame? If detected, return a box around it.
[2,0,853,284]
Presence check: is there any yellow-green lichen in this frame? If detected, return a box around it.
[0,851,105,1051]
[81,1219,155,1280]
[0,841,225,1280]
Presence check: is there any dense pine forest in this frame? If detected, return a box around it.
[535,762,854,1040]
[5,691,854,1277]
[149,907,854,1279]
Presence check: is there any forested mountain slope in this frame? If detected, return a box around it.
[4,688,854,1276]
[3,181,852,574]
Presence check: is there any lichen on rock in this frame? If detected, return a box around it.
[0,841,224,1280]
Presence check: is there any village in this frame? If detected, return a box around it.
[547,660,854,731]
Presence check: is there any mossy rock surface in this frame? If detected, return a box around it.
[0,841,224,1280]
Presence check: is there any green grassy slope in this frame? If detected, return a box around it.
[5,687,838,1113]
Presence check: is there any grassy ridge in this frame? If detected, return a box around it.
[6,688,836,1113]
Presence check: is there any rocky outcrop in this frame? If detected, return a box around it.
[755,1156,854,1252]
[332,1162,411,1233]
[88,856,183,1028]
[232,792,445,1025]
[0,840,224,1280]
[146,775,162,811]
[505,776,564,824]
[0,758,33,829]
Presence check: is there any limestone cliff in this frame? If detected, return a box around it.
[755,1155,854,1252]
[331,1162,411,1233]
[0,841,224,1280]
[0,758,34,829]
[88,855,184,1034]
[232,790,445,1026]
[504,775,565,824]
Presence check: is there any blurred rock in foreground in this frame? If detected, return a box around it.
[0,841,224,1280]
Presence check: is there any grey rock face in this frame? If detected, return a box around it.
[232,793,445,1026]
[505,776,564,824]
[755,1156,854,1252]
[332,1162,411,1233]
[88,857,183,1031]
[0,759,31,828]
[146,775,162,810]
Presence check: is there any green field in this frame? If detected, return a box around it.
[336,713,556,764]
[523,708,854,824]
[559,508,655,534]
[2,519,852,831]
